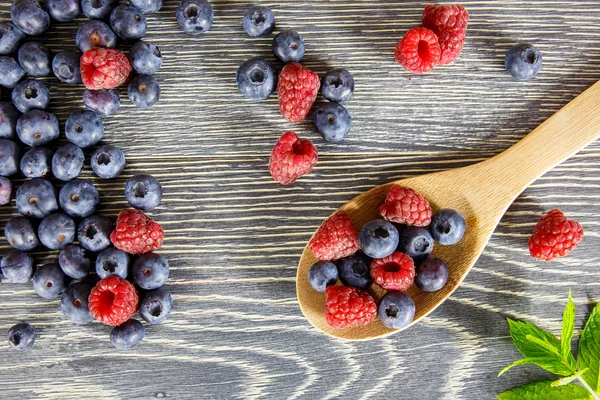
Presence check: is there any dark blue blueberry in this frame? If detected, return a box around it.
[91,144,125,179]
[125,174,162,211]
[338,253,372,289]
[1,250,34,283]
[128,74,160,108]
[397,226,434,261]
[11,79,50,113]
[321,69,354,103]
[243,6,275,38]
[20,147,52,178]
[82,0,119,19]
[65,110,104,148]
[96,248,129,279]
[83,89,120,116]
[314,102,352,143]
[7,322,36,350]
[110,319,145,350]
[38,213,75,250]
[0,102,20,139]
[236,57,277,101]
[0,56,25,89]
[130,41,162,75]
[272,30,304,63]
[77,215,112,252]
[16,178,58,218]
[176,0,214,35]
[359,219,399,259]
[139,288,172,324]
[0,177,12,205]
[0,139,21,177]
[378,291,415,329]
[59,178,99,218]
[133,253,169,290]
[17,42,52,77]
[0,22,25,55]
[76,20,117,53]
[16,109,60,147]
[52,51,82,84]
[61,282,94,324]
[10,0,50,36]
[429,209,466,245]
[415,257,448,292]
[131,0,162,13]
[308,261,338,292]
[58,245,91,279]
[47,0,80,22]
[505,43,542,81]
[32,263,68,299]
[5,216,39,251]
[110,5,147,41]
[52,144,84,181]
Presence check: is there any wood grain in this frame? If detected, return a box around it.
[1,0,600,399]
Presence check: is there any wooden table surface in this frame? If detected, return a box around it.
[1,0,600,399]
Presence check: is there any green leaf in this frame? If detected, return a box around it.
[578,302,600,393]
[561,290,576,359]
[499,357,574,377]
[497,381,593,400]
[551,369,589,387]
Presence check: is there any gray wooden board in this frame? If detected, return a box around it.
[1,0,600,399]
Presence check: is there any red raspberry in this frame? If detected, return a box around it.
[379,185,432,227]
[277,62,320,122]
[88,276,139,326]
[80,48,132,90]
[370,252,415,291]
[436,30,465,65]
[422,4,469,37]
[110,209,164,255]
[269,131,318,185]
[395,27,441,74]
[309,211,359,261]
[529,209,584,261]
[325,285,377,329]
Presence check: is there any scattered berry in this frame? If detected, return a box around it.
[130,0,163,13]
[47,0,80,22]
[59,178,100,218]
[130,41,162,75]
[16,177,58,218]
[415,257,448,292]
[21,146,51,178]
[58,245,91,279]
[308,261,338,292]
[272,30,305,63]
[505,43,542,81]
[5,216,39,251]
[422,4,469,38]
[7,322,36,350]
[110,209,164,254]
[0,102,20,139]
[52,143,84,181]
[395,27,441,74]
[435,30,465,65]
[91,144,125,179]
[78,215,113,252]
[10,0,50,36]
[370,252,415,291]
[1,250,34,283]
[0,177,12,205]
[325,285,377,329]
[243,6,275,38]
[128,74,160,108]
[76,20,117,53]
[125,174,162,211]
[269,131,318,185]
[16,109,60,147]
[277,62,320,123]
[52,51,82,84]
[32,263,68,299]
[378,291,415,329]
[110,4,147,41]
[83,89,121,116]
[321,68,354,103]
[0,22,25,55]
[11,79,50,113]
[309,211,359,261]
[17,42,52,77]
[236,57,277,101]
[379,185,432,227]
[0,139,21,177]
[96,248,130,279]
[529,209,583,261]
[314,102,352,143]
[110,319,145,350]
[139,288,172,325]
[176,0,214,35]
[430,209,466,245]
[397,226,434,261]
[81,0,119,19]
[65,110,104,148]
[359,219,399,259]
[0,56,25,89]
[132,252,169,290]
[80,48,132,90]
[338,253,373,290]
[61,282,94,324]
[88,276,139,326]
[38,213,76,250]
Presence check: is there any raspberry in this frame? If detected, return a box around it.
[110,209,164,255]
[436,30,465,65]
[269,131,318,185]
[422,4,469,38]
[325,285,377,329]
[529,209,584,261]
[80,48,132,90]
[395,27,441,74]
[309,211,359,261]
[277,62,320,123]
[370,252,415,291]
[379,185,432,227]
[88,276,139,326]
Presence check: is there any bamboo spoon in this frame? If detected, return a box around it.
[296,80,600,341]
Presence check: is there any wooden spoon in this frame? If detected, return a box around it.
[296,80,600,341]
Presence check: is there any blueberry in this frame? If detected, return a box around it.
[139,288,172,324]
[81,0,119,19]
[7,322,36,350]
[0,139,21,177]
[505,43,542,81]
[378,291,415,329]
[0,56,25,89]
[47,0,80,22]
[59,178,99,218]
[10,0,50,36]
[359,219,399,259]
[0,102,20,139]
[11,79,50,113]
[415,257,448,292]
[236,57,277,101]
[76,20,117,53]
[61,282,94,324]
[96,248,129,279]
[16,109,59,147]
[1,250,34,283]
[110,5,147,41]
[20,147,52,178]
[78,215,112,252]
[397,226,434,261]
[176,0,214,35]
[314,102,352,143]
[65,110,104,148]
[429,209,466,245]
[243,6,275,38]
[52,144,84,181]
[132,253,169,290]
[0,22,25,56]
[110,319,145,350]
[0,177,12,205]
[272,30,305,63]
[5,216,39,251]
[82,89,120,116]
[91,144,125,179]
[308,261,338,292]
[125,174,162,211]
[32,263,68,299]
[17,42,52,77]
[338,253,372,289]
[16,178,58,218]
[38,213,75,250]
[52,51,82,84]
[130,41,162,75]
[58,245,91,279]
[130,0,162,13]
[321,69,354,103]
[128,75,160,108]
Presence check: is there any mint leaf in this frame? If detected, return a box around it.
[578,303,600,393]
[562,290,576,359]
[551,369,589,387]
[497,381,592,400]
[499,357,574,377]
